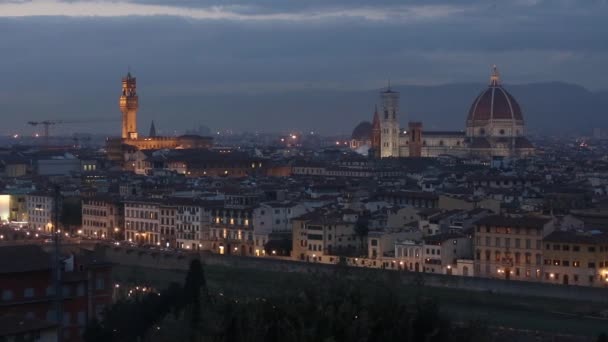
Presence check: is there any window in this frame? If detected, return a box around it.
[77,284,85,297]
[95,276,105,290]
[573,261,580,267]
[588,262,596,268]
[573,245,580,252]
[553,244,560,250]
[77,311,86,325]
[1,290,13,301]
[588,247,596,252]
[562,260,570,266]
[63,312,71,326]
[23,288,35,298]
[563,245,570,251]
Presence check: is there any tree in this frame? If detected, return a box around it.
[182,258,208,341]
[82,318,110,342]
[354,216,369,254]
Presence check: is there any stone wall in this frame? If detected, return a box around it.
[96,245,608,304]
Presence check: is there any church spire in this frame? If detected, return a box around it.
[149,120,157,137]
[490,65,500,86]
[372,105,380,128]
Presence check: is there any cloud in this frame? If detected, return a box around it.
[0,0,470,22]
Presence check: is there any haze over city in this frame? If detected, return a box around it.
[1,0,607,135]
[3,2,608,342]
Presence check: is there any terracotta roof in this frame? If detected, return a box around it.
[0,245,52,274]
[543,230,608,244]
[474,215,552,230]
[423,233,467,245]
[467,85,523,123]
[424,131,466,136]
[352,121,372,140]
[468,137,492,149]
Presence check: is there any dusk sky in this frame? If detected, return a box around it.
[1,0,607,135]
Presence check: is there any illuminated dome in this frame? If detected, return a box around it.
[466,66,524,138]
[352,121,372,140]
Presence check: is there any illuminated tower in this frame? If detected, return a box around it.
[371,105,381,158]
[120,72,138,139]
[380,84,400,158]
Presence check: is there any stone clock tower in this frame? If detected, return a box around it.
[120,72,138,139]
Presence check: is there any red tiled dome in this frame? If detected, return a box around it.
[351,121,372,140]
[467,67,523,125]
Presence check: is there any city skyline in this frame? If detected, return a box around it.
[0,0,607,135]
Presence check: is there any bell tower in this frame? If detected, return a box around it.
[120,72,138,139]
[380,83,400,158]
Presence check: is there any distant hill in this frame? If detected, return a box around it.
[3,81,607,136]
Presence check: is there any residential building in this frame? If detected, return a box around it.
[292,208,362,263]
[124,199,161,245]
[252,202,308,255]
[422,233,472,274]
[474,215,553,281]
[542,230,608,287]
[81,195,123,239]
[26,192,55,232]
[0,245,112,342]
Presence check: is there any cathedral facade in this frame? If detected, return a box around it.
[365,67,534,159]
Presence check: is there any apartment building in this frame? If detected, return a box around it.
[124,199,161,245]
[207,193,258,256]
[474,215,553,281]
[26,192,55,232]
[292,208,361,262]
[542,230,608,287]
[252,201,308,255]
[81,195,123,239]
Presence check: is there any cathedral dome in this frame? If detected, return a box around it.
[466,66,523,127]
[352,121,372,140]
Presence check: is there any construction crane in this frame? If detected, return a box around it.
[27,118,119,145]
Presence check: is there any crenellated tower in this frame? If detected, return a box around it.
[120,72,138,139]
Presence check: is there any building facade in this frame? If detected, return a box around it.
[474,215,552,281]
[354,67,535,160]
[542,230,608,287]
[81,196,123,239]
[26,192,55,232]
[0,245,113,342]
[124,200,161,245]
[107,72,213,162]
